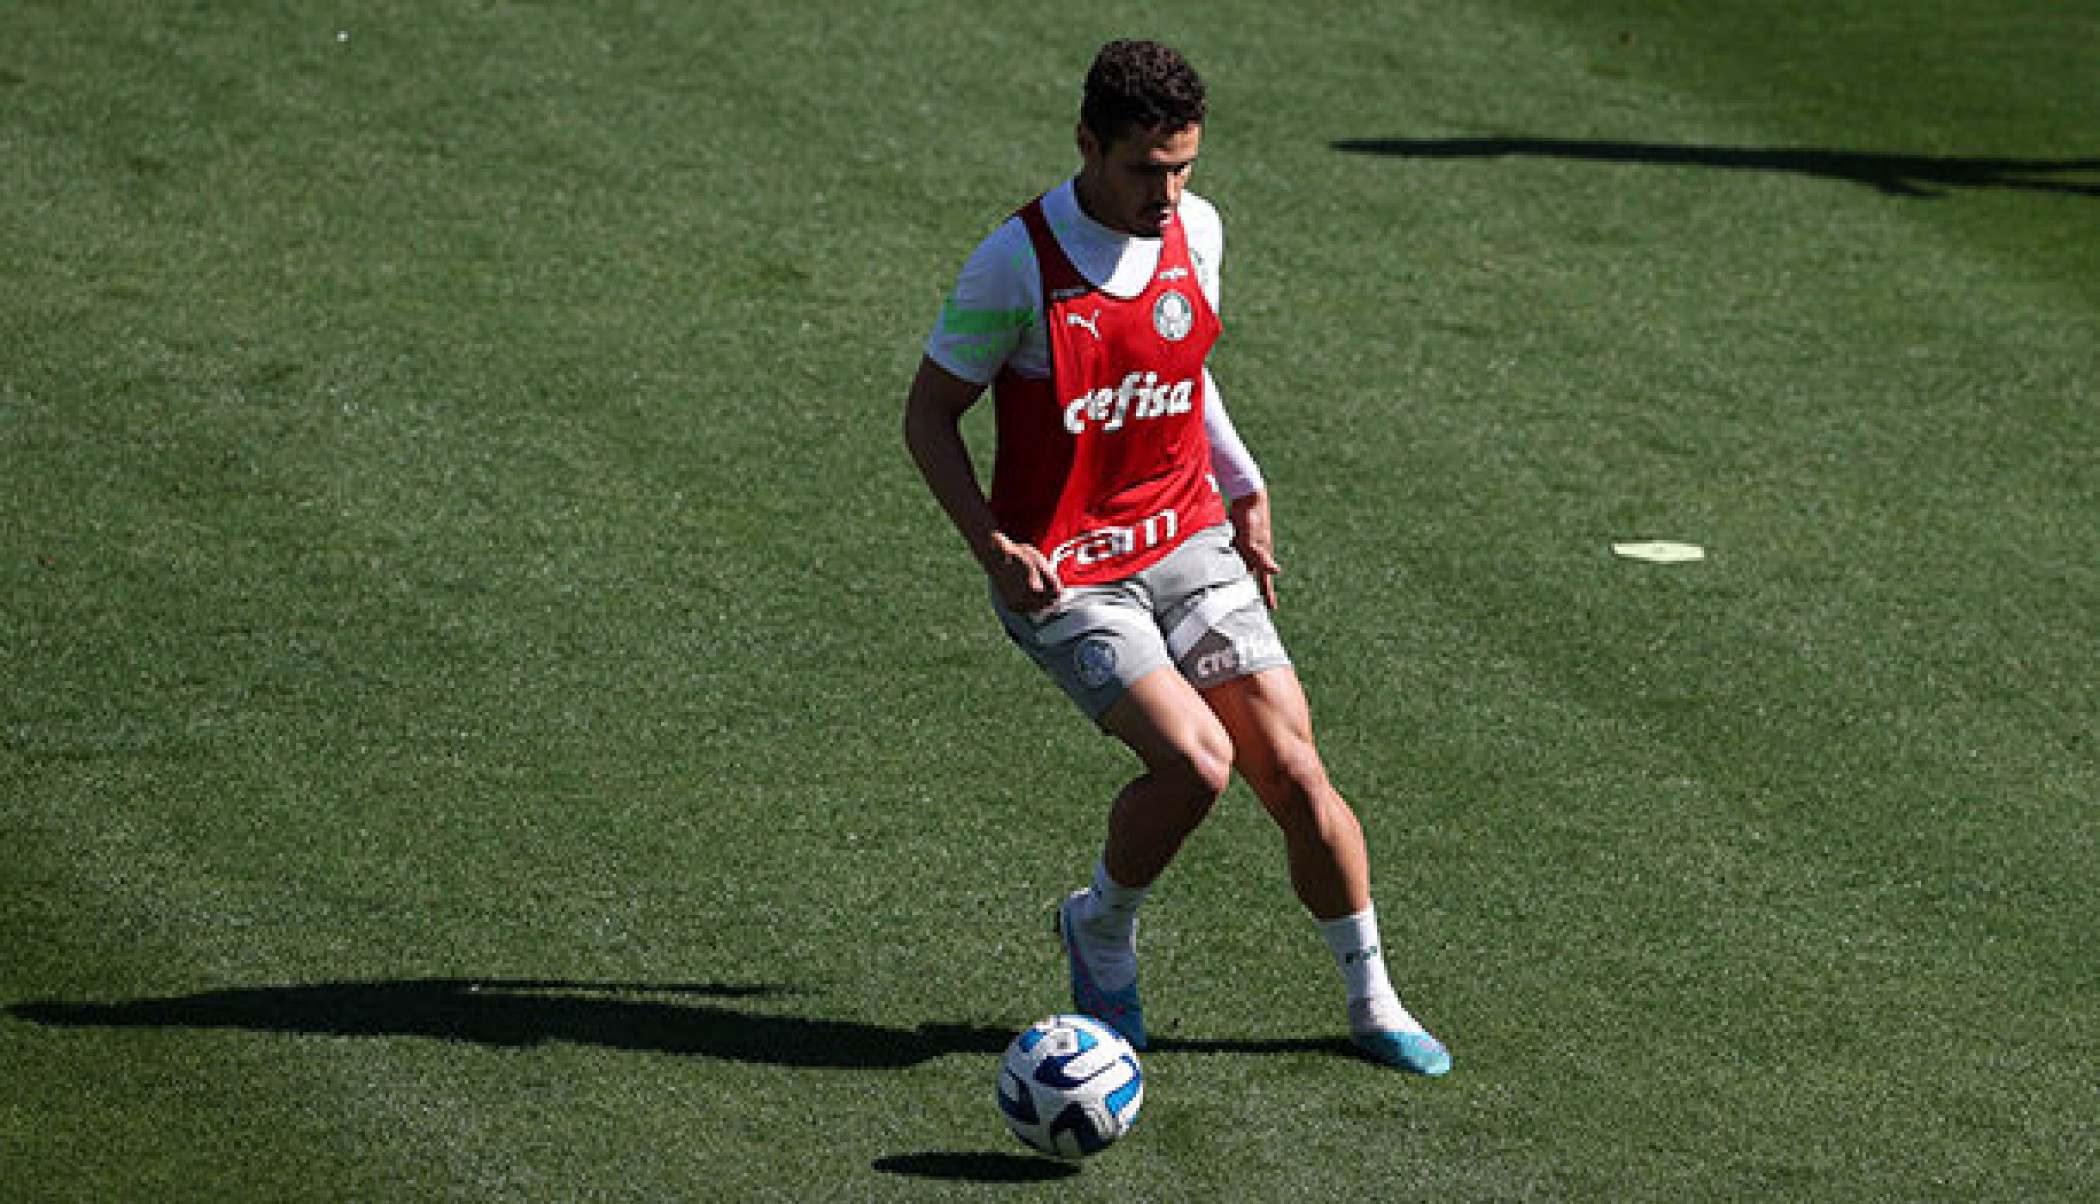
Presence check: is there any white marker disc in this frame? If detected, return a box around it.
[1612,541,1705,563]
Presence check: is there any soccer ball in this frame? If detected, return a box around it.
[995,1014,1144,1161]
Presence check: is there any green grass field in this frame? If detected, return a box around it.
[5,1,2096,1198]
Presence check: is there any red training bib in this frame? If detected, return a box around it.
[988,196,1225,586]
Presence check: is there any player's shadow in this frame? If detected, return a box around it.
[7,978,1010,1069]
[18,980,1367,1185]
[11,978,1360,1068]
[1331,136,2100,199]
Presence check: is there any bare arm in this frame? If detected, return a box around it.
[902,356,1062,612]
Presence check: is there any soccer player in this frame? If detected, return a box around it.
[902,39,1450,1075]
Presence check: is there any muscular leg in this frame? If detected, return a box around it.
[1057,665,1234,1048]
[1096,666,1237,888]
[1201,665,1368,921]
[1203,664,1452,1074]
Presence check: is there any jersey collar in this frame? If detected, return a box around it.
[1045,178,1165,299]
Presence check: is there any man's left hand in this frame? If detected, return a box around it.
[1228,491,1281,610]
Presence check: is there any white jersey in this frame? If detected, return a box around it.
[925,180,1263,499]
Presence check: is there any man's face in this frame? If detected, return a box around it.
[1076,121,1202,238]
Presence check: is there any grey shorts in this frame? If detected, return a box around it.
[992,523,1291,721]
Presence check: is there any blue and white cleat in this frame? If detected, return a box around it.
[1056,890,1148,1051]
[1349,997,1452,1076]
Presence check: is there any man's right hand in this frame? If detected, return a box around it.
[903,357,1062,613]
[986,533,1063,613]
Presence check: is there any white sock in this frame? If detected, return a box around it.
[1348,993,1428,1037]
[1317,905,1399,1006]
[1072,859,1145,989]
[1078,859,1146,933]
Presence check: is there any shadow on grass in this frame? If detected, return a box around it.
[11,978,1368,1073]
[8,977,1011,1070]
[1331,136,2100,199]
[873,1151,1080,1183]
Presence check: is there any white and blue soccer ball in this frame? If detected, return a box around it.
[995,1014,1144,1161]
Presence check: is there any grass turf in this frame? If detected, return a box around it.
[4,1,2095,1198]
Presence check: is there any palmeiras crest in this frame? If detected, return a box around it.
[1153,290,1194,342]
[1074,638,1119,689]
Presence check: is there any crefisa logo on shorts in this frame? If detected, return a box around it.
[1074,638,1119,689]
[1196,631,1283,683]
[1153,290,1194,342]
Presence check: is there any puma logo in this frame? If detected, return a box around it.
[1066,309,1103,340]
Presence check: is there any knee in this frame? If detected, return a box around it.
[1157,729,1236,810]
[1247,738,1333,820]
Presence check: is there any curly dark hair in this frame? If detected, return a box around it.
[1080,40,1207,148]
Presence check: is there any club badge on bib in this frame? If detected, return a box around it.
[1153,290,1194,342]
